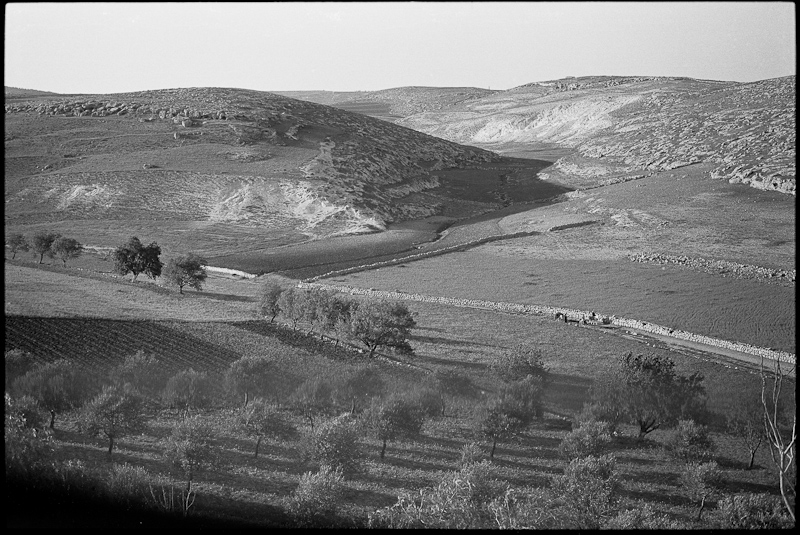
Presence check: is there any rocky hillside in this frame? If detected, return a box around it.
[395,76,796,195]
[5,87,502,238]
[274,86,495,121]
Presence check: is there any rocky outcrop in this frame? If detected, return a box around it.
[396,76,796,195]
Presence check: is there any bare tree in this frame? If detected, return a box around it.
[760,357,796,522]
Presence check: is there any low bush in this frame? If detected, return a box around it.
[665,419,715,462]
[368,460,505,529]
[550,454,619,529]
[287,464,345,527]
[605,501,691,529]
[106,463,154,508]
[558,419,612,459]
[713,492,794,529]
[303,414,362,477]
[458,441,485,468]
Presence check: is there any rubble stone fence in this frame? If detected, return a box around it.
[297,282,795,366]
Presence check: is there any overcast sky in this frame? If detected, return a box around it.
[4,2,796,94]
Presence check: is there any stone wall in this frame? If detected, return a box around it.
[298,282,795,366]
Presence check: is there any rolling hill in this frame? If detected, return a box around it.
[279,76,796,196]
[5,87,570,262]
[395,76,796,194]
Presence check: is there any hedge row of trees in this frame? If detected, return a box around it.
[259,282,417,359]
[6,233,208,295]
[7,231,84,266]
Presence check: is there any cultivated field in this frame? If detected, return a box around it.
[5,254,794,528]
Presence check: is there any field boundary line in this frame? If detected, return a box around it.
[298,282,796,366]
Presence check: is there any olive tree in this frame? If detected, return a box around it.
[11,359,99,429]
[163,415,219,515]
[725,390,766,470]
[78,384,148,454]
[277,287,306,331]
[223,355,277,407]
[112,237,163,281]
[236,399,297,457]
[162,368,213,416]
[163,253,207,294]
[7,233,29,259]
[258,281,284,323]
[31,231,60,264]
[290,376,335,431]
[348,300,416,358]
[591,353,708,439]
[51,236,83,267]
[363,396,425,461]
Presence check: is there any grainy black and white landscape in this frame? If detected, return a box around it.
[5,3,796,530]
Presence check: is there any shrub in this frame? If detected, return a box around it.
[9,395,48,430]
[405,381,444,418]
[368,460,504,529]
[288,465,345,527]
[605,501,690,529]
[304,414,362,477]
[680,461,723,521]
[5,393,54,477]
[498,374,545,421]
[575,400,623,436]
[550,454,619,529]
[458,442,485,469]
[490,344,548,383]
[106,463,154,508]
[559,419,612,459]
[713,492,794,529]
[665,419,715,463]
[5,349,38,388]
[487,486,560,529]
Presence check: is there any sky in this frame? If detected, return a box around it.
[4,2,796,94]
